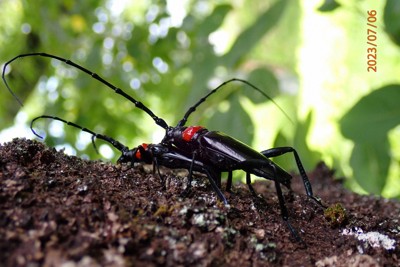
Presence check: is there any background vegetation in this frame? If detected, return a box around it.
[1,0,399,198]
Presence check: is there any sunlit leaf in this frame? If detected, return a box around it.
[222,0,288,67]
[197,4,232,37]
[293,111,321,170]
[340,85,400,143]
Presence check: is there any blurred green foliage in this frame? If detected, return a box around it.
[1,0,400,198]
[1,0,295,149]
[383,0,400,45]
[1,0,291,147]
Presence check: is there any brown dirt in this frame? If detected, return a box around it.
[0,138,399,266]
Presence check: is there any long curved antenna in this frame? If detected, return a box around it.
[177,78,294,127]
[2,65,24,107]
[3,53,169,129]
[31,115,129,153]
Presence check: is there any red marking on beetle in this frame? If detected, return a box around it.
[182,126,204,142]
[135,143,148,159]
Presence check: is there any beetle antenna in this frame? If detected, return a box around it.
[3,53,169,129]
[30,115,129,153]
[177,78,294,127]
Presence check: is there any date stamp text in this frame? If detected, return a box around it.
[367,10,377,72]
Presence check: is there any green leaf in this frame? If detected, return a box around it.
[183,5,233,116]
[271,130,294,170]
[269,111,320,172]
[317,0,341,12]
[340,85,400,194]
[207,94,254,145]
[350,140,390,194]
[340,84,400,143]
[197,4,232,37]
[246,68,279,104]
[222,0,288,68]
[384,0,400,46]
[293,111,321,170]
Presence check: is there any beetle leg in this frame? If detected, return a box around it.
[246,172,257,196]
[261,147,325,208]
[180,152,228,205]
[239,160,304,243]
[273,171,303,244]
[215,172,222,188]
[204,169,228,205]
[185,151,197,193]
[153,157,166,190]
[225,171,233,192]
[231,159,272,195]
